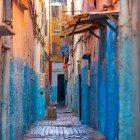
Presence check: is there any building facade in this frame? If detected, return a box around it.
[63,0,140,140]
[0,0,48,139]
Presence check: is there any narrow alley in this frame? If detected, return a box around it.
[25,106,104,140]
[0,0,140,140]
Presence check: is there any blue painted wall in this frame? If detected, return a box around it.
[67,82,74,110]
[50,86,57,102]
[75,75,80,115]
[9,58,46,140]
[105,21,119,140]
[90,61,98,129]
[97,20,119,139]
[118,22,133,140]
[97,58,106,134]
[81,66,90,125]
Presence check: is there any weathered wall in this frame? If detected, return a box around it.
[0,1,4,132]
[133,0,140,139]
[118,0,140,140]
[8,1,47,139]
[0,38,2,138]
[118,1,133,139]
[8,2,36,139]
[104,21,118,140]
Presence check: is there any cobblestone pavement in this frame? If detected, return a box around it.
[24,107,104,140]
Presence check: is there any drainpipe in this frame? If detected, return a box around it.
[131,0,140,139]
[71,0,74,49]
[1,44,10,140]
[137,0,140,138]
[4,0,12,23]
[118,0,132,140]
[49,0,52,84]
[0,0,3,138]
[1,0,12,139]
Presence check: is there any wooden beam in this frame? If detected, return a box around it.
[69,24,96,36]
[65,19,94,30]
[106,14,118,26]
[69,26,93,36]
[64,23,94,35]
[73,13,89,19]
[89,10,119,15]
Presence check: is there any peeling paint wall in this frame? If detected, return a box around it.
[118,1,133,139]
[105,21,119,140]
[8,1,46,139]
[132,0,140,139]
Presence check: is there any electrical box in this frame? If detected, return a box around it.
[86,70,91,86]
[77,63,81,75]
[39,73,46,88]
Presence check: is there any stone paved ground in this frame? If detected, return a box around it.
[24,107,104,140]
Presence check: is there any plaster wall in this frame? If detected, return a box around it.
[8,1,46,139]
[0,0,3,128]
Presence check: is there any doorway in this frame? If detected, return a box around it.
[57,74,65,103]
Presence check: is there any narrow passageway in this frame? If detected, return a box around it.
[24,106,104,140]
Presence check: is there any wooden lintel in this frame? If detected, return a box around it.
[65,16,89,28]
[75,24,93,32]
[106,14,118,26]
[73,13,89,19]
[69,26,93,36]
[66,20,94,30]
[63,21,105,36]
[69,24,96,36]
[66,18,79,27]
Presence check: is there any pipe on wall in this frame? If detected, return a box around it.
[0,0,4,139]
[1,47,10,140]
[4,0,12,22]
[1,0,12,139]
[131,0,140,139]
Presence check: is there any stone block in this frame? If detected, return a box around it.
[90,134,105,140]
[47,106,57,120]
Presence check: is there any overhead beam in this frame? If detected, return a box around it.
[106,14,118,26]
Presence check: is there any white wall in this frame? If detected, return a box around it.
[52,62,64,86]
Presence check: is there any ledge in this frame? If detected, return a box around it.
[0,23,15,36]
